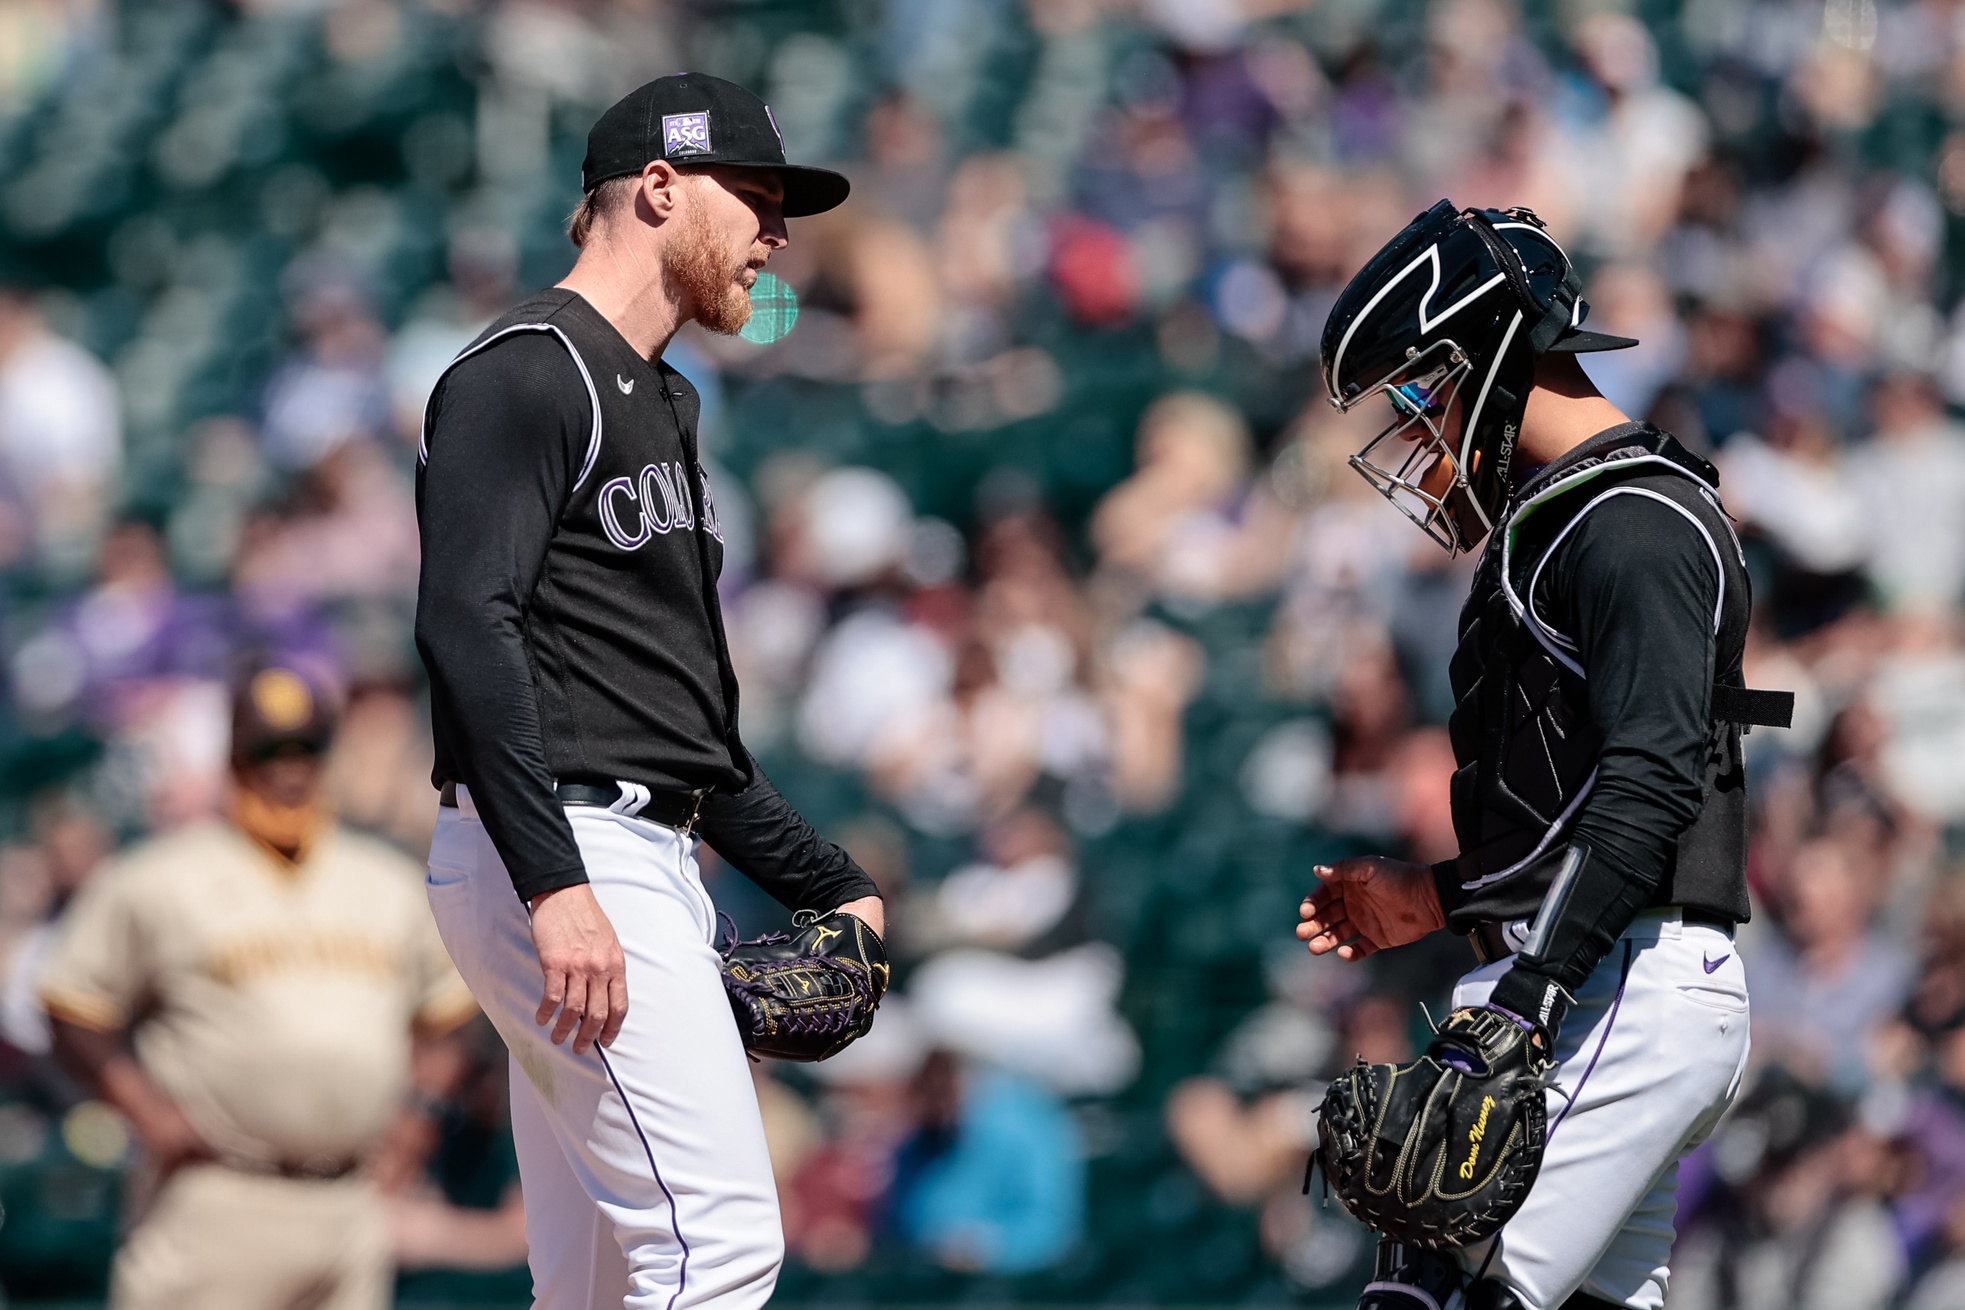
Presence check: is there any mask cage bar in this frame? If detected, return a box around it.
[1338,339,1475,554]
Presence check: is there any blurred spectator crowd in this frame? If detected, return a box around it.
[2,0,1965,1303]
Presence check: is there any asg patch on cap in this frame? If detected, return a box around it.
[250,668,314,731]
[582,73,849,218]
[662,112,712,157]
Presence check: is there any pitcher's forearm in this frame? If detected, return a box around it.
[834,895,885,937]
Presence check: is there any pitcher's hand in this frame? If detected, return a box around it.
[1297,856,1446,961]
[530,883,627,1053]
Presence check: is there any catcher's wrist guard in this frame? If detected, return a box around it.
[1486,966,1571,1039]
[1316,1005,1554,1249]
[719,909,889,1062]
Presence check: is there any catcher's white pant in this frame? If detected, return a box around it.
[1449,908,1751,1309]
[426,785,782,1310]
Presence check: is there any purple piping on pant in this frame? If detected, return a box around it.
[1549,938,1634,1138]
[1477,939,1636,1289]
[598,1048,691,1310]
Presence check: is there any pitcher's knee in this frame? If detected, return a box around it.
[732,1212,785,1286]
[708,1228,783,1308]
[755,1224,786,1286]
[631,1216,782,1309]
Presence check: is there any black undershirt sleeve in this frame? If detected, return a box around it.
[415,337,590,904]
[1486,491,1720,1028]
[696,755,880,914]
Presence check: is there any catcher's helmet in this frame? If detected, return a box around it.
[1320,201,1636,554]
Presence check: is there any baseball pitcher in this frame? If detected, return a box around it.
[1296,202,1793,1310]
[414,74,883,1310]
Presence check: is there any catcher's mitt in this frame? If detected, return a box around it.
[719,910,889,1062]
[1314,1005,1554,1249]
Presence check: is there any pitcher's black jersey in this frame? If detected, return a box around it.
[415,288,872,912]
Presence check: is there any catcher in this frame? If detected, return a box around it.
[1296,202,1789,1310]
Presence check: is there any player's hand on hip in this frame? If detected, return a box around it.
[833,894,884,937]
[132,1097,216,1181]
[529,883,628,1054]
[1297,856,1446,960]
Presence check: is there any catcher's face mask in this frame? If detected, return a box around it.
[1320,201,1638,557]
[1344,340,1488,553]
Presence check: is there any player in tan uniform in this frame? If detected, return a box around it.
[39,665,478,1310]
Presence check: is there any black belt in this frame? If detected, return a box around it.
[1468,906,1734,966]
[438,780,708,831]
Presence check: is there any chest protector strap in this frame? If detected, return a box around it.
[1710,684,1793,729]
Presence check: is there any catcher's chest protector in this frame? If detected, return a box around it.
[1438,428,1755,928]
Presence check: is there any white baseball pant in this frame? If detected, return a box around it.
[1449,909,1752,1309]
[426,785,782,1310]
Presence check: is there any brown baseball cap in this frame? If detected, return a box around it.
[581,72,850,218]
[231,666,336,766]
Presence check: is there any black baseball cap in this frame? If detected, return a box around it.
[582,73,851,219]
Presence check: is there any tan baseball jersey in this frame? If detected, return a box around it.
[41,819,476,1166]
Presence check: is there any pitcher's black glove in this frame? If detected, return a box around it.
[1315,1005,1554,1248]
[719,910,889,1062]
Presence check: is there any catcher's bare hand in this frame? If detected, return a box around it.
[530,884,627,1054]
[1298,856,1446,960]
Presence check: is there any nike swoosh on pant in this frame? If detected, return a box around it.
[1703,953,1730,973]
